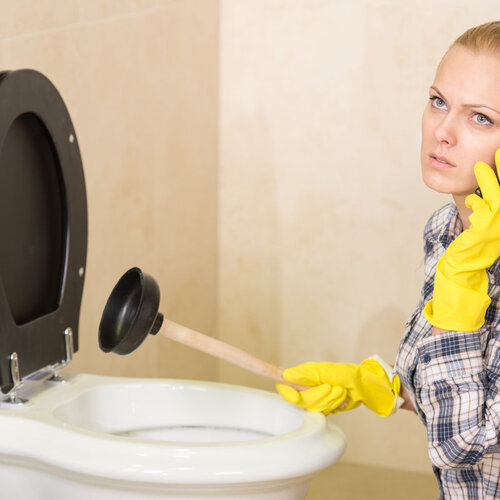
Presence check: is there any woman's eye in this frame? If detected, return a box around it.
[472,113,493,126]
[430,96,447,109]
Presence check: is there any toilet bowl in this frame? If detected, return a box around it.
[0,372,345,499]
[0,69,346,499]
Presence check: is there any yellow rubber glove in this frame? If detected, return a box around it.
[276,355,402,417]
[424,154,500,331]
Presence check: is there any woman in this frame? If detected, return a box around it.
[277,21,500,499]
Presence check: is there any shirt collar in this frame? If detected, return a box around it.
[428,203,462,250]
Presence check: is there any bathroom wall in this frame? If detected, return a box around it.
[218,0,499,474]
[0,0,219,381]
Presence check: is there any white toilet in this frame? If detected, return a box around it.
[0,69,346,500]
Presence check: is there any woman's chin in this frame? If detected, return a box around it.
[421,171,452,194]
[422,175,475,197]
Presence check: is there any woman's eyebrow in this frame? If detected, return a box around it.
[430,85,500,115]
[430,86,445,99]
[463,102,500,115]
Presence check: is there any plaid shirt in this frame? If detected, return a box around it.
[394,202,500,499]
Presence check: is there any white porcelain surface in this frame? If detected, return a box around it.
[0,374,346,499]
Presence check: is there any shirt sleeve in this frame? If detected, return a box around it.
[416,329,500,469]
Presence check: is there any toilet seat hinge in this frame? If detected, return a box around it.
[48,328,74,383]
[4,352,27,405]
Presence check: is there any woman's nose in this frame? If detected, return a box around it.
[434,114,457,146]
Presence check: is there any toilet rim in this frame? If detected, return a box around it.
[0,374,346,484]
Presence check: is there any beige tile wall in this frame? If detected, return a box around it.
[218,0,499,474]
[0,0,219,380]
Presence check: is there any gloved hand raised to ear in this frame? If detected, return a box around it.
[276,356,403,417]
[424,152,500,331]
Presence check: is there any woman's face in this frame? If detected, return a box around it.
[421,45,500,196]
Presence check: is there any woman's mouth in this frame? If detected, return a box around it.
[429,153,455,169]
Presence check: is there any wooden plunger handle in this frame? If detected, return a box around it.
[160,319,310,392]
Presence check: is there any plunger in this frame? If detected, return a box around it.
[98,267,309,391]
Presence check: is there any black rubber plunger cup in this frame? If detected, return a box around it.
[99,267,164,355]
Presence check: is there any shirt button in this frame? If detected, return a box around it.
[423,354,431,364]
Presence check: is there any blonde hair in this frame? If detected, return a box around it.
[451,21,500,54]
